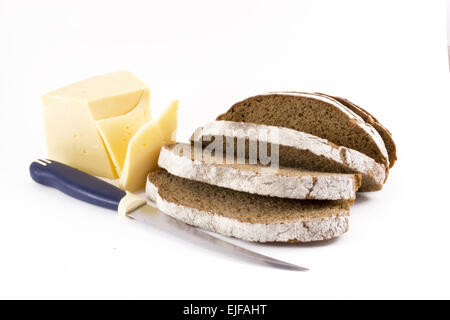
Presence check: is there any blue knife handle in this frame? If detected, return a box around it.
[30,159,126,211]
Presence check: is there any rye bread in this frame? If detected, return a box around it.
[159,142,361,200]
[317,93,397,168]
[146,169,351,242]
[191,121,385,191]
[216,92,389,170]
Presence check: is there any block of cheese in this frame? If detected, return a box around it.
[42,71,150,178]
[96,90,151,176]
[120,100,179,191]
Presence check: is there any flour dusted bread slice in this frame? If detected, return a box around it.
[159,143,361,200]
[191,121,385,191]
[216,92,389,169]
[318,94,397,168]
[146,169,351,242]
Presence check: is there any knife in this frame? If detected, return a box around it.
[29,159,307,271]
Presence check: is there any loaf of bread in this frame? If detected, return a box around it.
[146,169,351,242]
[145,91,396,243]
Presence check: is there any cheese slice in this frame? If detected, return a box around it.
[120,121,164,191]
[96,90,151,175]
[158,100,179,143]
[42,71,149,178]
[120,101,179,191]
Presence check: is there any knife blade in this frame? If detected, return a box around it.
[29,159,308,271]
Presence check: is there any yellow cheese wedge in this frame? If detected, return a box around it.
[120,101,179,191]
[42,71,149,178]
[120,121,164,191]
[96,90,151,176]
[158,100,179,143]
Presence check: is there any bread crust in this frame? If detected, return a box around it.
[146,175,350,243]
[192,121,386,191]
[322,94,397,168]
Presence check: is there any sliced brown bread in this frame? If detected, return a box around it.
[146,169,351,242]
[316,93,397,168]
[216,92,389,170]
[191,121,385,191]
[159,142,361,200]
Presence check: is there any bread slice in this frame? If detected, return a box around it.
[191,121,385,191]
[159,142,361,200]
[216,92,389,169]
[318,93,397,168]
[146,169,351,242]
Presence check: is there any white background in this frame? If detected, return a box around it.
[1,0,449,299]
[448,0,450,44]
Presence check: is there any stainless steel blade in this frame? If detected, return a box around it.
[127,205,308,271]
